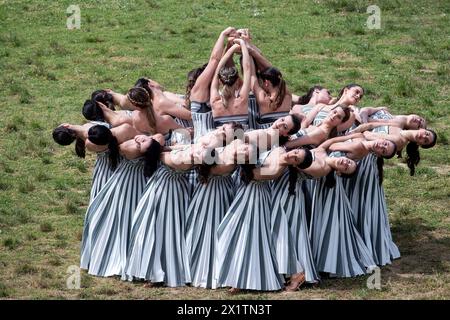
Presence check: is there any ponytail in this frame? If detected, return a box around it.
[288,166,297,195]
[143,139,162,178]
[376,156,384,185]
[108,136,120,170]
[75,137,86,158]
[406,142,420,176]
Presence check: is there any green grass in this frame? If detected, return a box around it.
[0,0,449,299]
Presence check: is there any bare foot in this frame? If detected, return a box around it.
[285,272,306,292]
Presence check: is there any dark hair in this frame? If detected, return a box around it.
[406,142,420,176]
[324,171,336,188]
[82,100,105,121]
[259,67,287,110]
[337,83,364,101]
[240,164,255,184]
[298,85,324,105]
[197,148,217,184]
[279,114,302,146]
[327,105,352,138]
[52,126,76,146]
[185,64,208,108]
[382,140,397,159]
[405,129,437,176]
[52,126,85,158]
[88,125,120,170]
[91,90,115,110]
[421,129,437,149]
[377,157,385,185]
[134,78,154,98]
[143,139,162,178]
[288,148,313,195]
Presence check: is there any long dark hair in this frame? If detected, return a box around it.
[82,100,105,121]
[298,85,324,105]
[288,148,313,195]
[185,64,208,108]
[197,148,217,184]
[143,139,162,178]
[91,89,115,110]
[134,78,154,98]
[279,114,302,146]
[405,129,437,176]
[87,125,120,170]
[52,126,85,158]
[259,67,287,110]
[337,83,364,101]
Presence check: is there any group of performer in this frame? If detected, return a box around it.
[52,27,437,293]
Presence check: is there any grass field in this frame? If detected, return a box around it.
[0,0,449,299]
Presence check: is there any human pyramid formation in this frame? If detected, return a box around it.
[53,27,437,293]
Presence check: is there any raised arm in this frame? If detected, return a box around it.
[235,39,251,105]
[359,106,390,123]
[210,44,240,106]
[317,132,364,151]
[285,131,321,150]
[301,104,325,129]
[97,102,133,127]
[336,110,356,132]
[349,121,399,134]
[107,90,136,110]
[247,43,272,72]
[191,27,236,101]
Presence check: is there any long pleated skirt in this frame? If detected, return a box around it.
[89,151,121,204]
[309,174,376,277]
[271,171,319,283]
[217,180,284,291]
[125,165,191,287]
[80,158,147,278]
[343,154,400,266]
[185,174,235,289]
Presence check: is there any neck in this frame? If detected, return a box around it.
[400,130,415,141]
[335,97,349,107]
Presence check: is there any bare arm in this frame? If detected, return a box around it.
[247,43,272,72]
[235,39,251,105]
[336,111,356,132]
[285,130,322,149]
[301,104,325,129]
[157,99,192,120]
[317,132,364,151]
[210,44,240,107]
[107,90,136,110]
[191,27,236,101]
[97,102,133,127]
[359,106,390,123]
[349,121,399,133]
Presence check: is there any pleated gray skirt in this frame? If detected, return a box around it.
[186,174,235,289]
[125,165,191,287]
[271,171,319,283]
[80,158,147,278]
[309,174,376,277]
[217,180,284,291]
[343,154,400,266]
